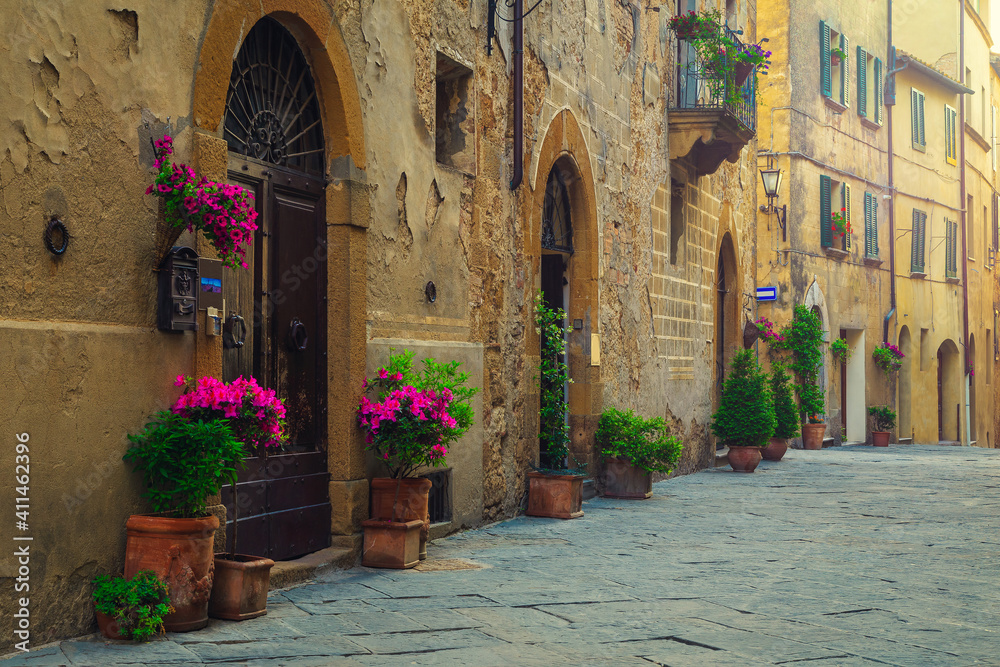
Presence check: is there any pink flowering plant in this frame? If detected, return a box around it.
[146,135,258,269]
[872,342,904,374]
[172,375,288,449]
[358,350,477,479]
[754,316,785,344]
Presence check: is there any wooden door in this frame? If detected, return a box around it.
[938,348,944,441]
[221,155,330,561]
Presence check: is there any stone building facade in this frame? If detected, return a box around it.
[0,0,758,646]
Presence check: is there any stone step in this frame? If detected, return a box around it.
[269,537,360,590]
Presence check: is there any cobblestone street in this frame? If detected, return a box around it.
[6,445,1000,666]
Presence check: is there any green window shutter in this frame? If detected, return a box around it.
[919,212,927,269]
[911,210,922,271]
[945,106,952,162]
[841,35,851,107]
[946,220,954,277]
[918,92,926,146]
[857,46,868,117]
[911,90,920,147]
[843,184,852,251]
[864,192,876,257]
[873,200,879,256]
[820,21,832,97]
[821,175,833,247]
[874,58,884,124]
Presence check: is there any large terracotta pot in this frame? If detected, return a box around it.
[95,610,124,640]
[727,446,763,473]
[603,458,652,499]
[361,519,422,569]
[526,471,584,519]
[801,423,826,450]
[872,431,890,447]
[124,514,219,632]
[370,477,432,560]
[762,437,788,462]
[208,554,275,621]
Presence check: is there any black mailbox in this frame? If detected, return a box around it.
[158,246,199,332]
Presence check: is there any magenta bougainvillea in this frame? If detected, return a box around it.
[172,375,287,448]
[147,136,258,269]
[754,316,785,344]
[872,343,905,374]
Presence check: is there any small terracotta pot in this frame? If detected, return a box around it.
[603,458,652,499]
[361,519,422,569]
[208,554,275,621]
[762,437,788,462]
[124,514,219,632]
[95,610,125,640]
[370,477,432,560]
[727,446,763,473]
[801,423,826,450]
[526,471,584,519]
[831,54,842,66]
[872,431,890,447]
[734,61,754,87]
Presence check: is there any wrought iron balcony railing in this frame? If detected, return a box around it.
[672,26,757,133]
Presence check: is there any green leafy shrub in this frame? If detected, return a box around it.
[92,571,173,641]
[123,412,245,518]
[775,305,826,422]
[712,350,776,448]
[770,362,800,439]
[868,405,896,432]
[596,408,683,474]
[535,292,572,470]
[830,337,850,363]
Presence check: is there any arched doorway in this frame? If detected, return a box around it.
[221,17,331,560]
[898,326,912,440]
[715,233,739,404]
[937,339,961,442]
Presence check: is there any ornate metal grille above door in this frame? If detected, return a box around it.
[224,17,325,174]
[542,167,573,253]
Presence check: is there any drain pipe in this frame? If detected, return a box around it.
[510,0,523,190]
[960,0,971,445]
[885,0,897,345]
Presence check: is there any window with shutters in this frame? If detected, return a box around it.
[821,22,848,106]
[820,176,853,253]
[857,47,873,119]
[873,58,884,125]
[945,105,958,165]
[839,183,852,252]
[864,192,879,259]
[910,209,927,273]
[911,89,926,152]
[945,219,958,278]
[820,175,833,247]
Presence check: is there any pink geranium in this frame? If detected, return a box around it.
[173,375,287,448]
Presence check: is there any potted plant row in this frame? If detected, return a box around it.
[869,406,896,447]
[712,350,776,473]
[121,374,286,631]
[527,293,586,519]
[596,407,682,498]
[357,350,478,568]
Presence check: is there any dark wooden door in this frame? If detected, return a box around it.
[840,329,847,435]
[221,155,330,561]
[937,348,944,441]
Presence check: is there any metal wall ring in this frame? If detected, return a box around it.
[44,219,69,255]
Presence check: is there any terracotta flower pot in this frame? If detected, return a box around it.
[727,446,763,473]
[801,422,826,450]
[742,321,760,349]
[208,554,275,621]
[370,477,432,560]
[124,514,219,632]
[361,519,423,569]
[603,458,652,499]
[762,437,788,462]
[734,61,754,87]
[95,610,125,640]
[872,431,890,447]
[526,471,584,519]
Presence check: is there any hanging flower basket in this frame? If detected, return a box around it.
[743,320,760,349]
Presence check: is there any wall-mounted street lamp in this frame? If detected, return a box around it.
[759,166,787,242]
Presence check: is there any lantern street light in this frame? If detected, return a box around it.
[759,166,787,241]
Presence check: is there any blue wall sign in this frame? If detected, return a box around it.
[756,286,778,302]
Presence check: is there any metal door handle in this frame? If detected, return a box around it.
[288,318,308,352]
[224,314,247,349]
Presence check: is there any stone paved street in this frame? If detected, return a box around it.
[5,445,1000,666]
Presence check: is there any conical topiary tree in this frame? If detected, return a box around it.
[711,349,776,448]
[770,362,800,440]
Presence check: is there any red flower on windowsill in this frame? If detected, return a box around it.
[831,207,852,238]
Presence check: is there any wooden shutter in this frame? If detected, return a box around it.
[857,46,868,117]
[841,35,850,107]
[945,220,954,277]
[918,92,926,146]
[864,192,877,258]
[842,183,852,251]
[873,200,879,256]
[911,210,925,272]
[820,21,832,97]
[911,90,920,147]
[945,106,957,165]
[821,175,833,247]
[874,58,884,124]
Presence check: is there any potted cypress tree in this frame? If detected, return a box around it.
[776,305,826,449]
[763,362,799,461]
[357,350,477,567]
[123,406,244,631]
[711,350,776,473]
[596,408,683,499]
[527,293,586,518]
[868,406,896,447]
